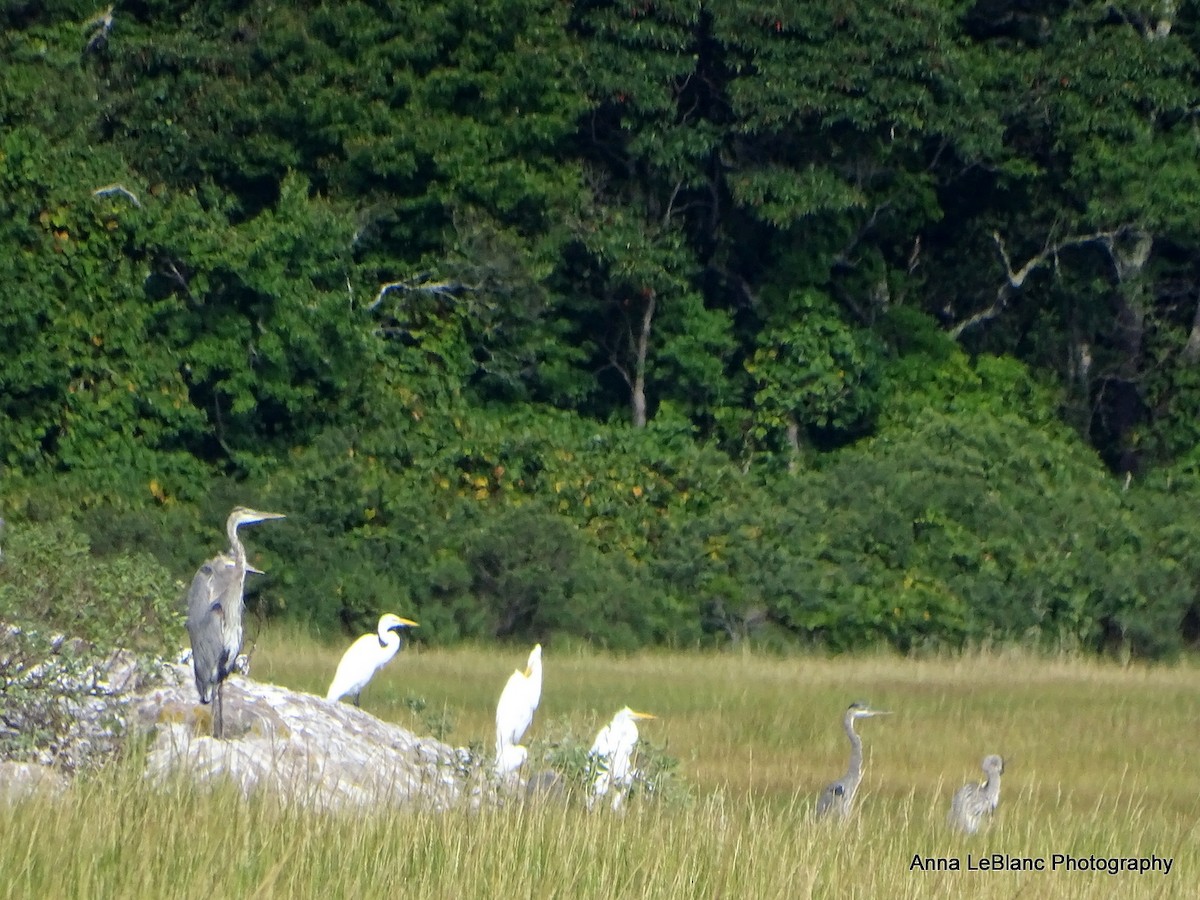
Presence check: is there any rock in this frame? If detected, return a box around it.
[4,625,506,813]
[0,761,67,805]
[134,665,484,812]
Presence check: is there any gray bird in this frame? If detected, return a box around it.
[816,701,891,819]
[949,754,1005,834]
[185,506,285,738]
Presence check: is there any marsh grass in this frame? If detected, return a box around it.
[3,629,1197,898]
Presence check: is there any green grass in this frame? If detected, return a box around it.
[3,628,1198,898]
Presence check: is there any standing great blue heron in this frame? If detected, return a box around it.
[326,612,419,705]
[587,706,657,811]
[494,644,543,776]
[815,701,891,819]
[949,754,1005,834]
[185,506,285,738]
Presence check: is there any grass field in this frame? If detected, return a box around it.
[3,628,1198,899]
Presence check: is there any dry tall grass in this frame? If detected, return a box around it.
[3,629,1197,899]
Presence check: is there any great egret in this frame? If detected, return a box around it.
[815,701,891,819]
[495,743,529,778]
[949,754,1005,834]
[326,613,419,705]
[186,506,285,738]
[494,644,543,774]
[587,706,656,810]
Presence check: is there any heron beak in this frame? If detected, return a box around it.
[245,564,267,575]
[524,665,532,677]
[631,710,657,720]
[395,618,419,628]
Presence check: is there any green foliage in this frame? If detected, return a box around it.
[4,1,1200,660]
[0,518,185,767]
[0,519,183,651]
[747,289,884,445]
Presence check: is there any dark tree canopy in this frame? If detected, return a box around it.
[3,1,1200,657]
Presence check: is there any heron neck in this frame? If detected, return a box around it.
[844,715,864,782]
[226,521,247,567]
[983,771,1002,805]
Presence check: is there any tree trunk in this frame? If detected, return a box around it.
[629,292,656,428]
[785,416,801,473]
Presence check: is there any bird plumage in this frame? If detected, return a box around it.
[494,644,543,773]
[816,701,891,819]
[326,613,419,704]
[185,506,285,738]
[949,754,1005,834]
[588,706,656,810]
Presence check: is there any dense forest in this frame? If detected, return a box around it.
[3,0,1200,658]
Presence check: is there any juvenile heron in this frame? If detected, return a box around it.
[949,754,1005,834]
[185,506,285,738]
[587,706,657,811]
[494,644,543,775]
[815,700,891,819]
[326,613,419,705]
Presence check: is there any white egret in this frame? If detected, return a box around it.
[815,700,891,819]
[495,743,529,778]
[587,706,656,810]
[949,754,1005,834]
[326,613,419,705]
[494,644,543,774]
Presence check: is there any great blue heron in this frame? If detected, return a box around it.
[326,613,419,705]
[494,644,543,775]
[185,506,285,738]
[815,700,891,819]
[587,706,657,811]
[949,754,1005,834]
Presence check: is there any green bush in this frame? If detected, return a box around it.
[0,517,185,768]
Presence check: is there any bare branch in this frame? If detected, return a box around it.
[949,228,1120,339]
[83,5,114,53]
[91,183,141,208]
[1180,293,1200,365]
[662,180,684,227]
[368,277,475,310]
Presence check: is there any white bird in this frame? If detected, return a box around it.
[326,613,419,705]
[587,706,656,810]
[949,754,1005,834]
[494,644,543,774]
[495,743,529,777]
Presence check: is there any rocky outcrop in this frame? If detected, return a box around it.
[0,760,67,804]
[3,629,508,812]
[134,664,483,812]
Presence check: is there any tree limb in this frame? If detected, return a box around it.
[949,228,1120,339]
[368,277,475,310]
[91,183,141,208]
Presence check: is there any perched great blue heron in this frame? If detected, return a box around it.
[185,506,285,738]
[949,754,1005,834]
[587,706,657,811]
[494,644,543,776]
[326,613,419,705]
[815,701,891,819]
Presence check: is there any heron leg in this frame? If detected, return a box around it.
[213,681,224,739]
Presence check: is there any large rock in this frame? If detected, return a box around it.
[133,664,481,812]
[3,625,503,812]
[0,760,67,805]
